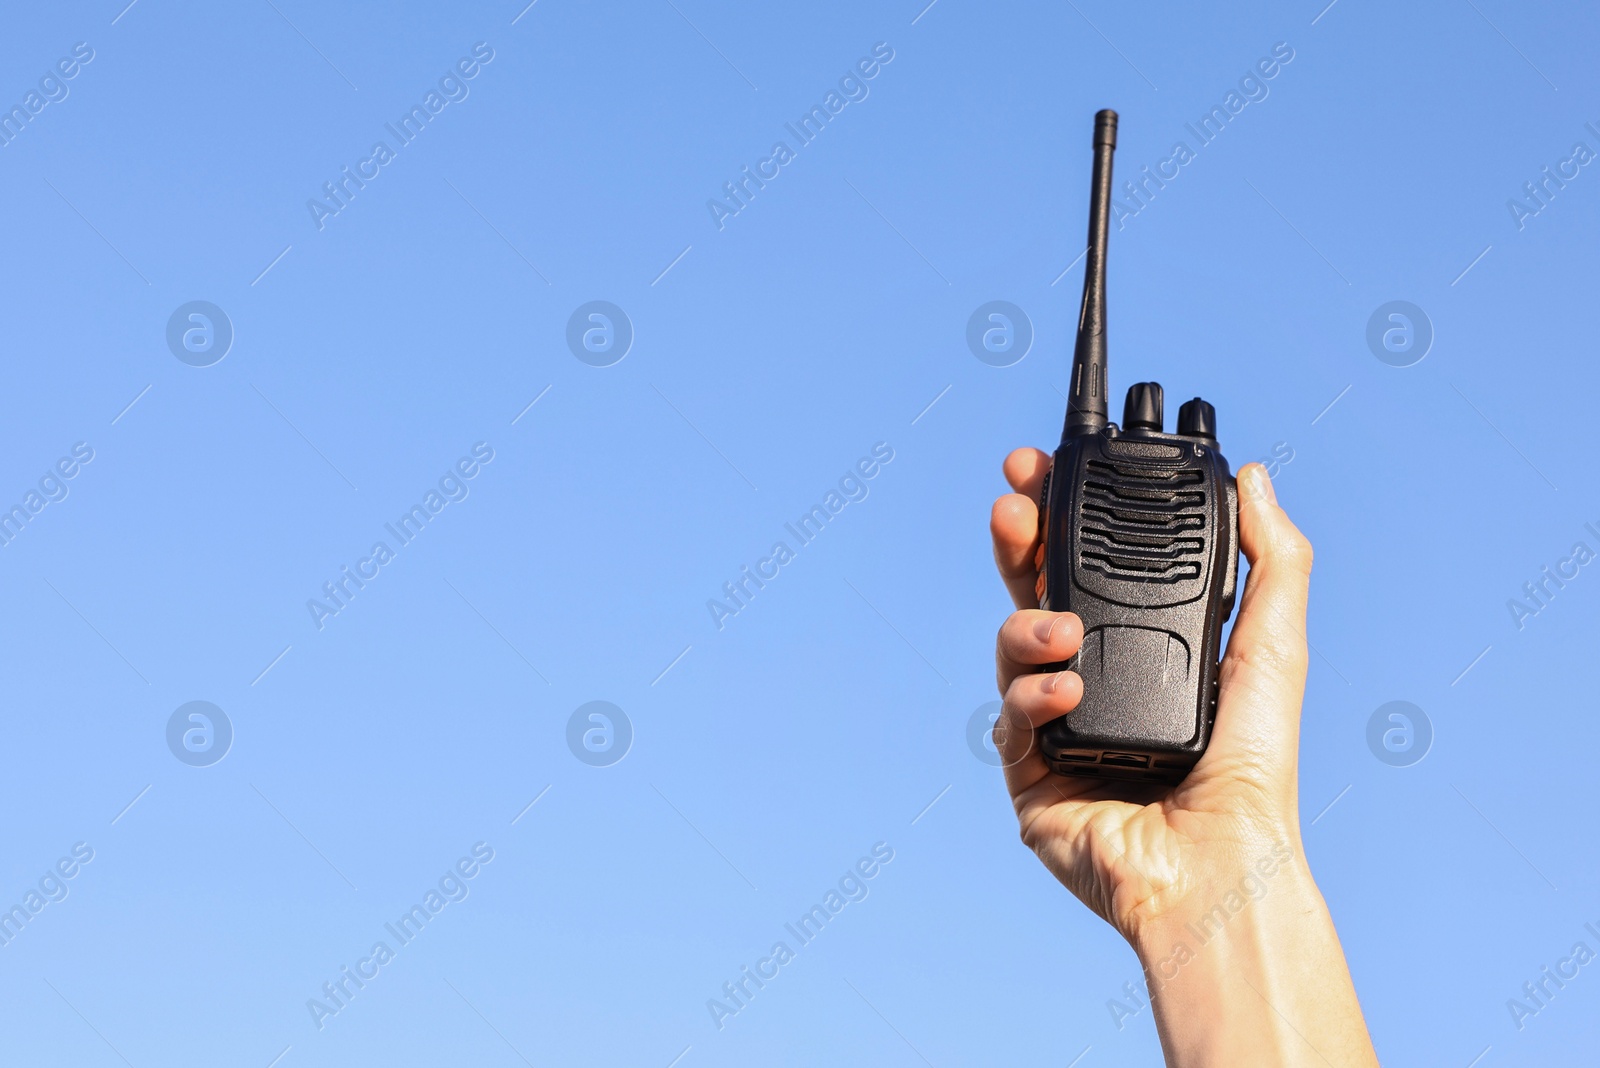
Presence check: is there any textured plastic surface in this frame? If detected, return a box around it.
[1037,426,1237,782]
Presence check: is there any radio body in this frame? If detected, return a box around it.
[1036,111,1240,785]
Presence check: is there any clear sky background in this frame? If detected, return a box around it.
[0,0,1597,1065]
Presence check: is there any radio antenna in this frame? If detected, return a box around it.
[1064,109,1117,439]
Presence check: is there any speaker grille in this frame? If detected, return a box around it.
[1080,461,1206,583]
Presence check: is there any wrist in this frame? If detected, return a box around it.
[1129,834,1311,968]
[1128,841,1378,1068]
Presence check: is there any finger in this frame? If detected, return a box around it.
[1003,447,1051,499]
[992,448,1052,610]
[1206,463,1313,779]
[991,493,1042,609]
[995,609,1084,693]
[991,702,1052,799]
[1002,667,1084,728]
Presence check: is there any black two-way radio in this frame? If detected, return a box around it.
[1035,110,1240,784]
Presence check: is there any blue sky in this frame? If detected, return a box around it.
[0,0,1597,1064]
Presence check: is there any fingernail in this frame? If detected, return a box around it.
[1040,670,1067,694]
[1033,616,1059,645]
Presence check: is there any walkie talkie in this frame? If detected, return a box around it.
[1036,110,1239,784]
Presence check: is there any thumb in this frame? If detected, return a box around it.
[1205,464,1314,786]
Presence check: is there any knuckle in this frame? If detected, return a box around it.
[996,613,1024,654]
[1279,529,1314,570]
[1260,526,1313,577]
[995,650,1019,696]
[1224,636,1307,679]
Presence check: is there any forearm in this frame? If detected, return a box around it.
[1132,847,1378,1068]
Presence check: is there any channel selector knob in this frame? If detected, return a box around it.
[1177,397,1217,442]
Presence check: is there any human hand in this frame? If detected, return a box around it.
[990,449,1313,941]
[989,448,1377,1066]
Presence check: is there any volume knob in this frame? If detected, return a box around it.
[1122,382,1163,432]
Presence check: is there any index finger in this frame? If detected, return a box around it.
[991,448,1052,610]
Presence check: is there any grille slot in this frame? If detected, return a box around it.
[1080,460,1207,584]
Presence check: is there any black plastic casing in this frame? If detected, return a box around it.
[1037,425,1238,783]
